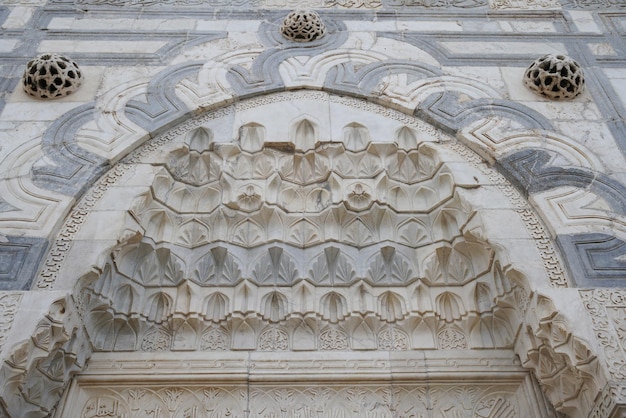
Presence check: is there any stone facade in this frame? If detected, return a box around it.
[0,1,626,417]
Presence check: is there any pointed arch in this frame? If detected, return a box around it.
[4,85,607,418]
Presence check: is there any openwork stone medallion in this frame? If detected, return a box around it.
[22,53,83,99]
[281,10,326,42]
[523,54,584,100]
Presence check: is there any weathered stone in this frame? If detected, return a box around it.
[280,10,326,42]
[0,2,626,417]
[22,54,83,100]
[523,54,585,100]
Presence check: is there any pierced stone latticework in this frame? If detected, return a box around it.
[281,10,326,42]
[523,54,585,100]
[22,53,83,100]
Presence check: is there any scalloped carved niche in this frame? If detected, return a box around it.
[3,94,602,418]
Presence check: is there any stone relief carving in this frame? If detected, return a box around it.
[18,87,605,416]
[127,130,463,251]
[0,297,91,418]
[56,0,248,5]
[587,383,626,418]
[560,0,626,8]
[8,33,600,294]
[0,0,623,415]
[39,110,596,417]
[324,0,382,7]
[0,1,601,294]
[386,0,486,7]
[0,293,22,353]
[377,327,409,350]
[0,173,596,417]
[50,366,557,418]
[518,294,606,417]
[489,0,560,8]
[200,327,230,351]
[57,376,563,418]
[447,142,569,288]
[37,164,131,288]
[437,327,468,349]
[581,290,626,385]
[48,0,490,6]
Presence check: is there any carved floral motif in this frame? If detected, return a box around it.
[0,293,22,353]
[141,328,172,352]
[490,0,559,8]
[319,327,349,350]
[581,290,626,382]
[377,327,409,350]
[259,327,289,351]
[437,327,468,349]
[200,328,230,351]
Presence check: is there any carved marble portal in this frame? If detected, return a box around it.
[0,92,606,418]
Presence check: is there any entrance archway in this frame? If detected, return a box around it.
[0,91,604,418]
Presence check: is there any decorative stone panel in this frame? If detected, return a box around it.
[0,293,21,354]
[67,381,551,418]
[581,290,626,383]
[56,351,559,418]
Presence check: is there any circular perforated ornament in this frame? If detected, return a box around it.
[524,54,584,100]
[22,53,83,99]
[281,10,326,42]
